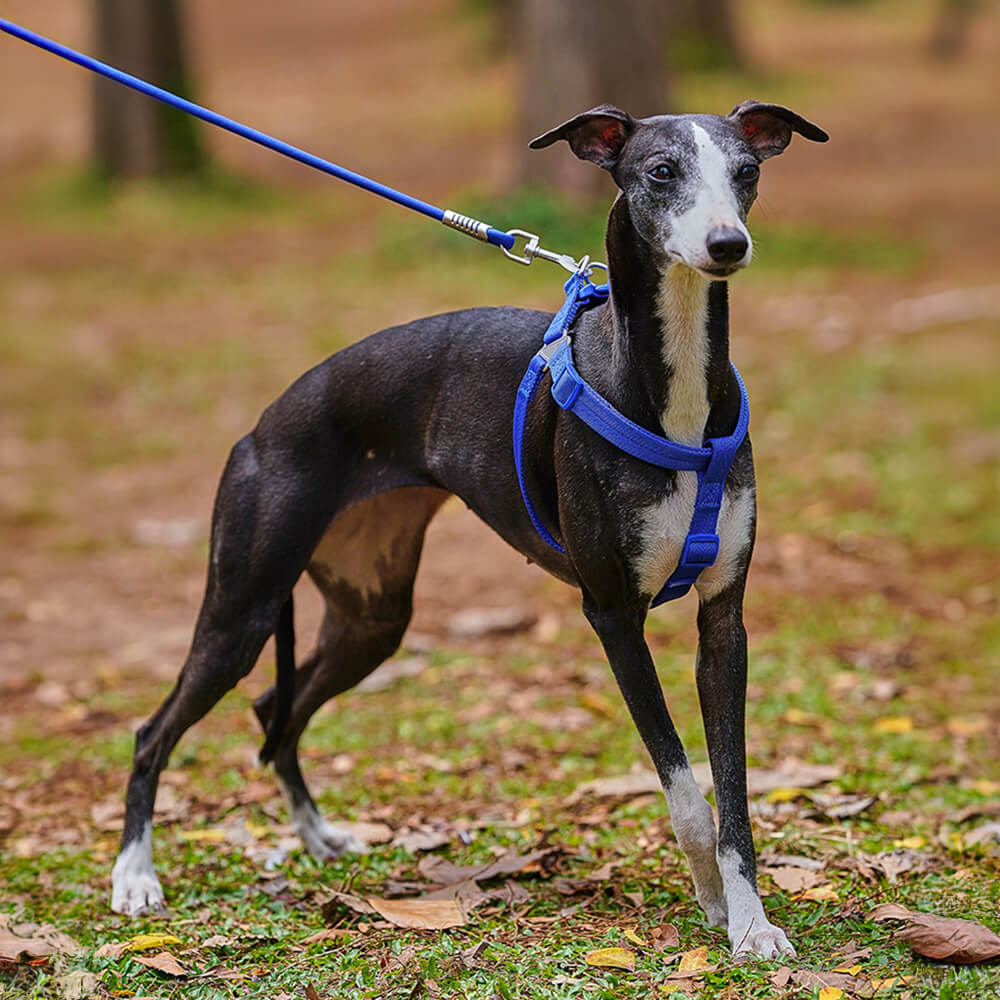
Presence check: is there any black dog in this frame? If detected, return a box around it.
[111,100,827,958]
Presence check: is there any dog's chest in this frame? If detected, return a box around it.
[632,476,754,603]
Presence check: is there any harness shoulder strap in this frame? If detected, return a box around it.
[512,270,750,606]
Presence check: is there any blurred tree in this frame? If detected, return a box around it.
[93,0,206,178]
[514,0,669,195]
[667,0,744,72]
[928,0,978,60]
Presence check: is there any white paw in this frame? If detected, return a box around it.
[731,920,796,960]
[111,830,166,916]
[296,816,366,862]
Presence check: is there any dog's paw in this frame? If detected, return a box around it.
[731,920,796,961]
[111,833,167,916]
[298,818,366,862]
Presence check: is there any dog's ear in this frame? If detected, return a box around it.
[728,100,829,159]
[528,105,635,169]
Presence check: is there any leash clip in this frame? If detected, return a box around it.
[503,229,600,276]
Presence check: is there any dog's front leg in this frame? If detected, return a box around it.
[583,602,727,929]
[696,586,795,959]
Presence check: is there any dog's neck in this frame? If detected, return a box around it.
[600,197,735,445]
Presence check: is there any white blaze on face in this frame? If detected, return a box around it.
[671,123,752,270]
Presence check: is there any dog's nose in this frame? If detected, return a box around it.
[706,227,749,265]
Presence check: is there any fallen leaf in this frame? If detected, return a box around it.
[0,926,80,962]
[390,826,451,852]
[769,966,793,987]
[586,859,622,882]
[578,690,618,718]
[446,607,536,638]
[766,786,811,804]
[676,946,710,973]
[178,828,226,843]
[833,964,863,975]
[122,933,183,953]
[818,988,845,1000]
[761,853,825,871]
[418,847,559,886]
[769,867,826,893]
[791,970,867,994]
[320,890,377,922]
[623,927,646,947]
[133,951,189,977]
[946,717,988,737]
[55,970,101,999]
[963,822,1000,848]
[366,896,465,930]
[869,903,1000,964]
[800,885,840,902]
[302,929,353,945]
[818,794,878,820]
[584,946,635,971]
[874,716,913,734]
[892,836,926,850]
[304,985,322,1000]
[651,924,681,951]
[337,821,394,846]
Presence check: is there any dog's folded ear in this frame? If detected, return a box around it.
[728,100,829,159]
[529,105,635,169]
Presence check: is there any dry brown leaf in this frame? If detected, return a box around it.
[769,867,826,893]
[0,925,80,962]
[133,951,189,977]
[366,896,466,930]
[304,985,322,1000]
[791,970,870,996]
[302,928,353,945]
[337,821,394,846]
[55,970,101,999]
[417,847,559,887]
[651,924,680,952]
[769,966,793,987]
[584,946,635,971]
[391,826,451,852]
[586,859,622,882]
[320,890,377,922]
[869,903,1000,964]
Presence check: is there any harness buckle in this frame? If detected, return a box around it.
[680,533,720,569]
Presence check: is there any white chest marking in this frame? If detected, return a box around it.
[656,264,710,446]
[635,484,754,604]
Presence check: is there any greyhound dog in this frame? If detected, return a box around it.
[110,100,827,958]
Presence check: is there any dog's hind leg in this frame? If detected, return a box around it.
[252,487,448,861]
[111,430,344,915]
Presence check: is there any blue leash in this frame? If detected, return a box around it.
[3,17,750,606]
[0,17,583,269]
[514,269,750,606]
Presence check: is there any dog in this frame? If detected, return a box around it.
[110,100,828,959]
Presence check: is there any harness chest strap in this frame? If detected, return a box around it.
[513,271,750,607]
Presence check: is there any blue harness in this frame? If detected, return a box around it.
[513,269,751,606]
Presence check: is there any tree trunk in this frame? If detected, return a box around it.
[667,0,744,71]
[514,0,669,195]
[93,0,206,178]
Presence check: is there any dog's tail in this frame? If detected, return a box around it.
[257,595,296,766]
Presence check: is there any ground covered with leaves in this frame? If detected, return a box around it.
[2,0,1000,998]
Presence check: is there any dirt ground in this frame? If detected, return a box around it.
[1,0,999,698]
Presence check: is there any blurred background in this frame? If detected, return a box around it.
[0,0,997,748]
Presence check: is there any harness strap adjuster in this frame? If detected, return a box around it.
[680,532,720,569]
[550,361,583,410]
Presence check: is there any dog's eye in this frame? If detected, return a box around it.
[648,164,675,182]
[736,163,760,183]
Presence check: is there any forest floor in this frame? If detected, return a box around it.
[1,0,999,997]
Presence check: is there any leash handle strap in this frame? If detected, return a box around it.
[513,272,750,605]
[0,17,516,252]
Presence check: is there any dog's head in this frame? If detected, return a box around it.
[530,101,828,279]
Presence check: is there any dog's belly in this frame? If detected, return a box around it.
[633,474,754,603]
